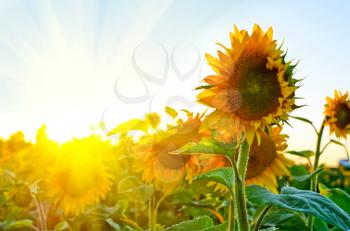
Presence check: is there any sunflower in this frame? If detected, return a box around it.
[202,126,293,192]
[324,90,350,138]
[46,136,114,216]
[197,24,299,144]
[133,112,204,194]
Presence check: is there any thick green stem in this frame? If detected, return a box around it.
[237,141,250,179]
[233,140,250,231]
[148,193,156,231]
[308,119,326,231]
[252,205,272,231]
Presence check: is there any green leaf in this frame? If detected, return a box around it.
[165,106,178,119]
[287,150,314,158]
[314,217,329,231]
[194,167,233,193]
[260,228,277,231]
[261,208,306,231]
[117,176,153,202]
[202,222,227,231]
[290,116,314,125]
[319,184,350,214]
[289,165,309,190]
[105,218,121,230]
[247,185,350,230]
[195,85,214,90]
[330,139,349,156]
[176,138,236,157]
[292,168,323,182]
[330,139,344,146]
[162,216,214,231]
[54,221,70,231]
[108,119,148,135]
[4,219,34,230]
[96,200,129,218]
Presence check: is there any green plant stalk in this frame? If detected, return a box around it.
[308,119,326,231]
[33,194,47,231]
[252,205,272,231]
[148,193,156,231]
[227,195,235,231]
[233,140,250,231]
[154,194,166,229]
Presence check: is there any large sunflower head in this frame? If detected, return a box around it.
[324,90,350,138]
[202,126,293,192]
[133,112,204,194]
[45,136,114,216]
[197,24,299,144]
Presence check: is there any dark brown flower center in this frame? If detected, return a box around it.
[335,103,350,129]
[246,133,277,178]
[229,56,282,120]
[157,146,185,170]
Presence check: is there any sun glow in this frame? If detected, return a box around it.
[0,0,175,142]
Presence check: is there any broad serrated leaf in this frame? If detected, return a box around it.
[108,119,148,135]
[247,185,350,230]
[202,222,227,231]
[292,168,323,182]
[319,184,350,214]
[287,150,314,158]
[194,167,233,193]
[165,106,178,119]
[176,139,236,157]
[162,216,214,231]
[314,217,329,231]
[261,207,306,231]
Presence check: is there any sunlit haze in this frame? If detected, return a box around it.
[1,0,350,166]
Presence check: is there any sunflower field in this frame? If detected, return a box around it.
[2,24,350,231]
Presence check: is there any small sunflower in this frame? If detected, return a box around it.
[197,24,299,144]
[46,136,114,216]
[324,90,350,138]
[203,126,293,192]
[133,112,204,194]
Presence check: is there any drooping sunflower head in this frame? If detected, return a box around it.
[245,126,293,192]
[197,24,299,144]
[133,112,204,194]
[324,90,350,138]
[45,136,114,216]
[202,126,293,193]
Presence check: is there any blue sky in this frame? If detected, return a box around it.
[0,0,350,165]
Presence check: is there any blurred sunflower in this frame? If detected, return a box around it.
[203,126,293,192]
[197,24,299,144]
[324,90,350,138]
[46,136,114,216]
[133,112,204,194]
